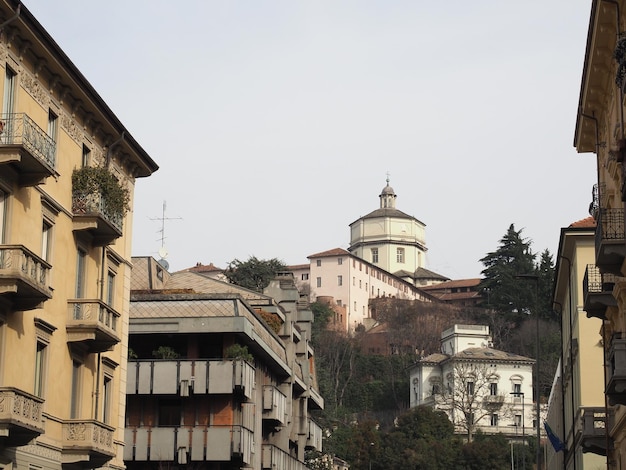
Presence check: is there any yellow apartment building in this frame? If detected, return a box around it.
[575,0,626,467]
[0,1,158,469]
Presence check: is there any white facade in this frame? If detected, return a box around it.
[348,179,427,277]
[409,325,535,440]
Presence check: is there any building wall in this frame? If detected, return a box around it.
[0,3,156,469]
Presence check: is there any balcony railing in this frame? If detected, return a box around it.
[62,419,115,468]
[309,384,324,410]
[124,426,253,464]
[0,244,51,311]
[0,387,45,446]
[607,336,626,405]
[583,264,617,320]
[0,113,56,186]
[263,385,287,425]
[127,359,255,400]
[66,300,121,352]
[307,418,323,451]
[578,407,608,455]
[72,192,123,246]
[262,444,310,470]
[595,209,626,275]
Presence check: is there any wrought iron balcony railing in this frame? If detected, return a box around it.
[66,300,121,352]
[595,208,626,275]
[607,336,626,405]
[0,244,51,310]
[72,192,123,245]
[583,264,617,319]
[0,113,56,185]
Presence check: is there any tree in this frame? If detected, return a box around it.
[462,432,513,470]
[224,256,286,291]
[479,224,536,321]
[536,249,556,321]
[435,362,513,442]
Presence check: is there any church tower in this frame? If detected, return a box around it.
[348,178,428,281]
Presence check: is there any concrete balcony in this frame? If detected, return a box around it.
[583,264,617,320]
[607,337,626,405]
[0,245,51,311]
[127,359,255,400]
[0,387,45,446]
[66,300,121,353]
[263,385,286,425]
[483,395,505,408]
[579,407,608,455]
[309,384,324,410]
[72,192,123,246]
[262,444,309,470]
[61,419,115,468]
[124,426,253,465]
[0,113,56,186]
[595,209,626,275]
[306,418,323,451]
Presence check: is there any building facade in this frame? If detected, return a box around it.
[125,258,324,470]
[0,3,158,470]
[546,218,606,469]
[574,1,626,467]
[409,325,535,441]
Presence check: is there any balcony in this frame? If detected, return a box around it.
[0,113,56,186]
[583,264,617,319]
[262,444,310,470]
[579,407,608,455]
[306,418,323,451]
[0,245,51,311]
[607,337,626,405]
[309,384,324,410]
[124,426,253,465]
[127,359,255,400]
[595,209,626,275]
[0,387,45,446]
[263,385,287,425]
[66,300,121,352]
[61,419,115,468]
[72,193,123,246]
[483,395,505,408]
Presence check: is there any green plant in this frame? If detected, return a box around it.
[152,346,179,359]
[72,166,130,217]
[224,344,253,362]
[128,348,138,359]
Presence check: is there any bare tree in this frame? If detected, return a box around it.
[435,362,513,442]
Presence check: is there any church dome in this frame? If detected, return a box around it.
[381,183,395,196]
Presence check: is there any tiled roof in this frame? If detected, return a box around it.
[178,262,224,273]
[413,267,450,281]
[569,216,596,228]
[308,248,351,258]
[421,278,481,290]
[287,264,310,270]
[419,347,534,364]
[164,271,271,301]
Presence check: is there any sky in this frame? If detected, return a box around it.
[25,1,597,279]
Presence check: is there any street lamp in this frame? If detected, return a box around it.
[515,274,540,470]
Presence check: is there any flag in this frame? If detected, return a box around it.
[544,421,565,452]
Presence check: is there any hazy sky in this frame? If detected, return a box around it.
[25,1,597,279]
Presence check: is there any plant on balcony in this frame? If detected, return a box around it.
[258,308,282,334]
[152,346,179,359]
[72,166,130,217]
[224,343,253,362]
[615,35,626,89]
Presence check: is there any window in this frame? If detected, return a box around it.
[82,144,91,167]
[354,301,357,312]
[359,279,362,288]
[316,277,321,288]
[316,259,321,267]
[514,414,522,427]
[42,220,52,262]
[158,399,182,426]
[491,414,498,426]
[102,375,112,423]
[70,360,82,418]
[490,383,498,396]
[301,273,309,281]
[75,248,86,299]
[3,66,15,116]
[106,270,115,306]
[337,275,343,286]
[371,248,378,263]
[34,341,47,398]
[513,383,521,395]
[353,277,355,286]
[0,189,5,243]
[397,248,405,263]
[467,381,475,395]
[338,258,343,265]
[47,110,57,141]
[337,300,342,306]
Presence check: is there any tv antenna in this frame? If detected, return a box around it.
[149,200,182,269]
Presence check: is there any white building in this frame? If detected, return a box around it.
[408,325,535,441]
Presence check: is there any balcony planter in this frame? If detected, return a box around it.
[72,166,129,218]
[615,35,626,90]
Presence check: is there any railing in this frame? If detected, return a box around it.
[0,387,45,437]
[578,407,608,455]
[607,336,626,405]
[0,244,50,289]
[584,264,617,293]
[262,444,310,470]
[483,395,505,406]
[0,113,56,169]
[67,300,119,333]
[72,192,123,233]
[263,385,287,424]
[307,418,323,451]
[62,419,115,459]
[309,384,324,409]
